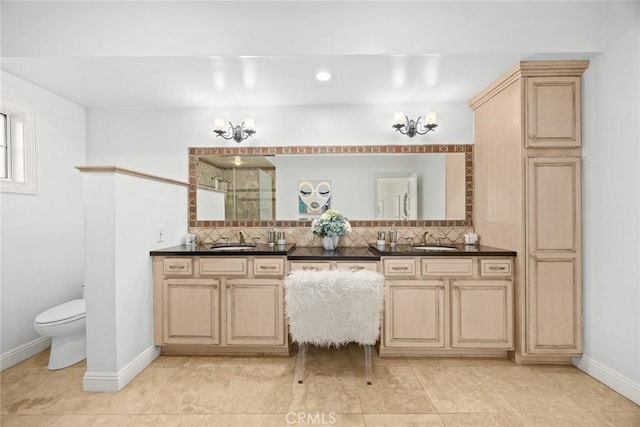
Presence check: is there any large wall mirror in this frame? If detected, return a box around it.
[189,145,473,228]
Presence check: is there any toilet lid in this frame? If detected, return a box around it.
[35,299,86,324]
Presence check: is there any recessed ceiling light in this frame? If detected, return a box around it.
[316,70,332,82]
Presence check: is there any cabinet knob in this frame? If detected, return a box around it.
[213,284,218,289]
[226,284,230,289]
[530,254,538,260]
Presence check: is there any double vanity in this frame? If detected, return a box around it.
[150,243,516,359]
[151,59,588,365]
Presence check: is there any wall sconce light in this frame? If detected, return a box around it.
[213,117,256,143]
[392,112,438,137]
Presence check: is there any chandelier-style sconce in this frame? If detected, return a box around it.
[213,117,256,143]
[392,112,438,137]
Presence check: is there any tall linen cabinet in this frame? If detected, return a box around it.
[469,61,588,363]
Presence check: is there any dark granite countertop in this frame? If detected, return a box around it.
[288,246,380,261]
[370,243,516,257]
[149,243,296,256]
[150,243,515,258]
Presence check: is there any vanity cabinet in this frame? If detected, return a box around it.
[225,278,284,346]
[526,76,582,148]
[163,278,220,345]
[470,60,587,363]
[153,256,288,355]
[384,279,446,348]
[379,256,514,357]
[451,280,513,349]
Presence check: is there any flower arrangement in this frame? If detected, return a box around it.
[311,209,352,238]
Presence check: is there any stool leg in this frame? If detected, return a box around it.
[364,344,372,385]
[297,343,306,384]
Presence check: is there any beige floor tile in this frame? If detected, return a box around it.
[142,364,294,414]
[182,354,295,368]
[149,355,191,369]
[472,366,585,413]
[363,413,444,426]
[3,349,639,427]
[288,367,363,414]
[221,365,294,413]
[532,366,640,412]
[406,358,469,368]
[413,366,510,413]
[357,367,436,414]
[516,411,606,426]
[438,412,524,426]
[593,411,640,427]
[0,414,136,427]
[285,413,365,427]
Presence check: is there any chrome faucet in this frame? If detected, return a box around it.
[422,231,432,245]
[433,230,448,246]
[237,231,245,244]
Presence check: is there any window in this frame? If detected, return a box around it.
[0,95,37,194]
[1,113,7,179]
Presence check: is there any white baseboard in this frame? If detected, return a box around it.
[83,345,160,392]
[573,355,640,405]
[0,337,51,371]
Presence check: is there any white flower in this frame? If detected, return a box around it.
[311,209,352,237]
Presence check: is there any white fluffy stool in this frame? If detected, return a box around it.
[284,269,385,385]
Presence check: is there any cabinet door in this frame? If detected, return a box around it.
[527,157,582,354]
[225,279,285,346]
[526,76,581,148]
[451,280,513,349]
[163,279,220,345]
[384,280,445,348]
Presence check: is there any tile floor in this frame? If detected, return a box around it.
[1,345,639,426]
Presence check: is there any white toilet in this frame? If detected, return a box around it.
[34,298,86,370]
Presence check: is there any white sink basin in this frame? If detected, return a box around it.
[411,245,459,251]
[209,244,256,251]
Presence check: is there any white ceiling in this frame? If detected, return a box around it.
[1,54,545,108]
[0,1,602,109]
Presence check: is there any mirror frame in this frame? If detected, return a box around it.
[189,144,473,228]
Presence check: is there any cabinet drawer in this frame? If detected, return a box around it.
[479,259,512,277]
[383,259,416,277]
[336,262,378,272]
[289,262,331,272]
[163,258,193,276]
[200,258,248,276]
[253,258,285,276]
[422,258,473,276]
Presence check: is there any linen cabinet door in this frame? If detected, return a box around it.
[163,279,220,345]
[526,157,582,355]
[384,280,446,348]
[225,279,285,346]
[525,76,582,148]
[451,280,513,349]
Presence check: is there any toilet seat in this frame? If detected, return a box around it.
[34,299,86,326]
